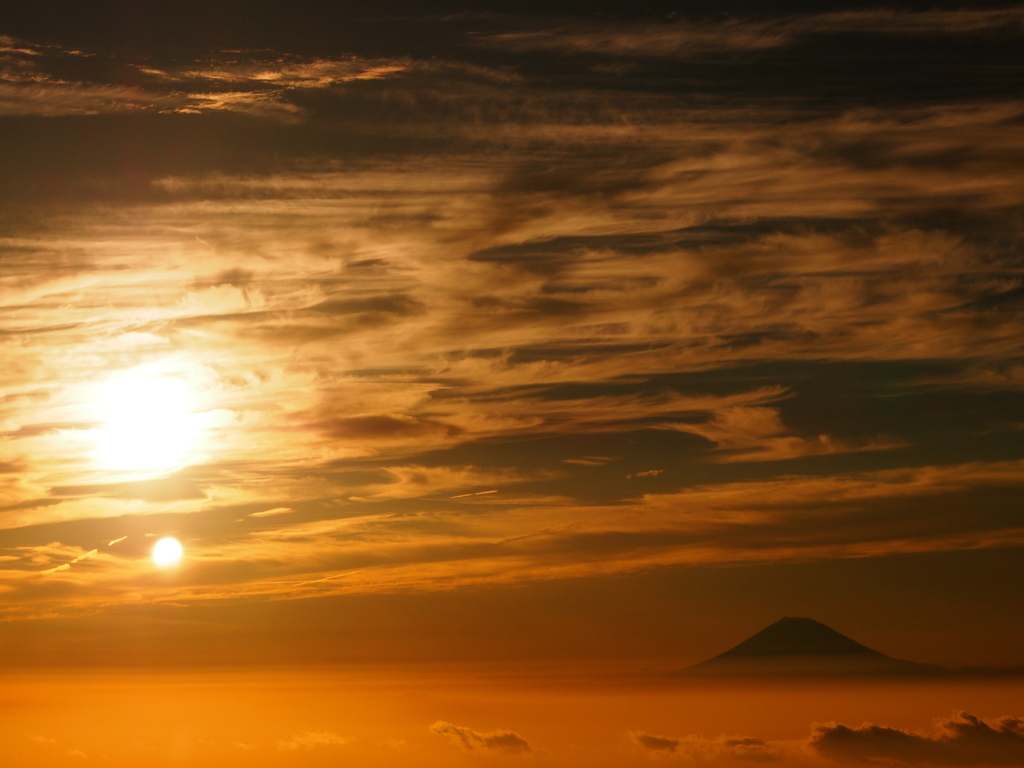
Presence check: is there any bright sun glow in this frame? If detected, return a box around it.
[152,537,184,568]
[96,370,197,472]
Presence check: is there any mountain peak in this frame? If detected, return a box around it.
[680,617,948,679]
[717,617,880,659]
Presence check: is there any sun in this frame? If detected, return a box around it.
[95,369,197,472]
[152,537,184,568]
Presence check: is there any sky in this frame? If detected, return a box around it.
[1,1,1023,765]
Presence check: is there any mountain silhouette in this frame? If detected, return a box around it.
[679,617,949,679]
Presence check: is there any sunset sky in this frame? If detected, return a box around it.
[1,1,1023,765]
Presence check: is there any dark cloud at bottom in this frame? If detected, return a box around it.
[430,721,533,754]
[626,712,1024,766]
[811,712,1024,766]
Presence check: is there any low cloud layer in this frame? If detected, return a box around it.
[631,730,782,762]
[628,713,1024,765]
[430,721,533,754]
[812,712,1024,766]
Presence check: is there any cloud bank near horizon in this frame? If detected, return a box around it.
[627,712,1024,765]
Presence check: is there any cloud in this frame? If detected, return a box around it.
[0,37,407,118]
[486,21,789,58]
[630,730,782,762]
[664,405,903,463]
[346,464,552,501]
[278,730,348,751]
[920,364,1024,393]
[4,454,1024,619]
[0,82,185,117]
[563,456,616,466]
[483,9,1024,59]
[177,284,263,316]
[40,548,98,574]
[248,507,293,518]
[632,731,681,753]
[430,721,532,754]
[178,57,406,88]
[626,716,1024,765]
[811,712,1024,766]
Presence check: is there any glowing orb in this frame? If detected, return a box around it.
[151,537,184,568]
[96,371,196,472]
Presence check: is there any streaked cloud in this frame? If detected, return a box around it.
[5,453,1023,621]
[248,507,293,518]
[663,405,903,463]
[40,547,98,574]
[177,57,407,87]
[0,36,408,118]
[483,8,1024,59]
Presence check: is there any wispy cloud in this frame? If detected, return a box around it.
[278,730,348,751]
[664,405,903,463]
[6,453,1023,619]
[483,9,1024,59]
[178,57,406,87]
[40,547,98,574]
[248,507,293,518]
[0,37,407,118]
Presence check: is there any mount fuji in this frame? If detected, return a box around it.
[679,617,949,678]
